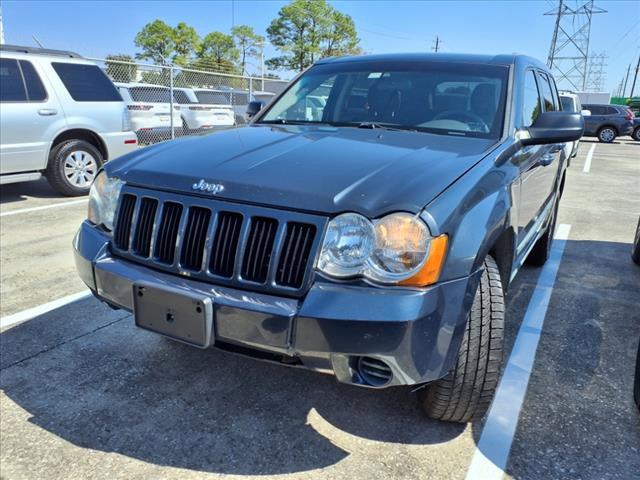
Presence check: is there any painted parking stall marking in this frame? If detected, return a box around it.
[465,223,572,480]
[582,144,596,173]
[0,198,88,217]
[0,290,91,329]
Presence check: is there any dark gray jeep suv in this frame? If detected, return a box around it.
[74,53,583,422]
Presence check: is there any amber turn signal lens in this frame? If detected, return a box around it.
[399,234,448,287]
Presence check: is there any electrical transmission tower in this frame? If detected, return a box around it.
[545,0,606,91]
[585,52,607,92]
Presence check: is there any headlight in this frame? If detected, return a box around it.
[317,213,375,277]
[318,212,448,286]
[87,171,124,231]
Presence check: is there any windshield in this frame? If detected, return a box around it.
[259,60,509,138]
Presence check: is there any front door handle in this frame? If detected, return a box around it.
[38,109,58,116]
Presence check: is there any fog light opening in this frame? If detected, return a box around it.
[357,357,393,387]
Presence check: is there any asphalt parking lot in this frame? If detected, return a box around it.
[1,139,639,480]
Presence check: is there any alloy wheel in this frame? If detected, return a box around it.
[63,150,98,188]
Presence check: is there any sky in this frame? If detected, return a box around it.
[2,0,639,94]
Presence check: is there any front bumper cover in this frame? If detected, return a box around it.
[74,221,480,388]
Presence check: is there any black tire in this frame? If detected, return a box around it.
[632,217,640,266]
[526,199,558,266]
[632,127,640,142]
[418,255,505,423]
[45,139,103,196]
[597,126,617,143]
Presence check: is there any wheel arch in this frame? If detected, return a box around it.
[49,129,108,163]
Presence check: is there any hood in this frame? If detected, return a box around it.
[107,125,496,217]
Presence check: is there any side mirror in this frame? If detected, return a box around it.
[518,111,584,146]
[581,109,591,116]
[246,100,265,119]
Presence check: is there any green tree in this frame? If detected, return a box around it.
[173,22,200,66]
[105,54,138,83]
[266,0,359,72]
[232,25,264,75]
[134,20,201,67]
[323,10,360,57]
[196,31,240,73]
[134,20,176,66]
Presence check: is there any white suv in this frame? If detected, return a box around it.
[0,45,137,196]
[172,87,235,132]
[115,82,182,143]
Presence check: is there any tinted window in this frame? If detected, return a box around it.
[128,87,171,103]
[52,62,121,101]
[0,58,27,101]
[587,105,605,115]
[521,70,541,127]
[19,61,47,101]
[605,106,619,115]
[537,73,556,112]
[195,91,231,105]
[260,61,509,139]
[560,96,575,112]
[173,90,192,104]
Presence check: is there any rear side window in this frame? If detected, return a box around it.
[52,62,121,102]
[0,58,27,101]
[19,61,47,101]
[606,106,619,115]
[521,70,541,127]
[588,105,605,115]
[536,73,557,112]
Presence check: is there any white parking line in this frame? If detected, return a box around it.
[0,198,88,217]
[465,223,571,480]
[0,290,91,329]
[582,144,596,173]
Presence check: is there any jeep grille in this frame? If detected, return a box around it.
[112,186,325,295]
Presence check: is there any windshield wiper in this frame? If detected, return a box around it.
[356,122,417,132]
[258,119,326,125]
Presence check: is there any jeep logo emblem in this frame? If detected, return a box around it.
[192,179,224,195]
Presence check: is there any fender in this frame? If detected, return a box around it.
[425,141,520,283]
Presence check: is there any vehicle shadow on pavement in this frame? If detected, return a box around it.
[0,299,465,476]
[0,178,71,205]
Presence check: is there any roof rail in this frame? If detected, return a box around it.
[0,44,83,59]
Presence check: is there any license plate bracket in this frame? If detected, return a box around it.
[133,282,213,348]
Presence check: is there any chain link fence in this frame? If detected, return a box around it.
[90,58,289,145]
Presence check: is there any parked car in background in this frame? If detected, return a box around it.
[202,87,276,124]
[116,83,182,143]
[75,52,583,422]
[630,114,640,141]
[581,103,634,143]
[0,45,137,195]
[559,91,586,158]
[173,87,235,132]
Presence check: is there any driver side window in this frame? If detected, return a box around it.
[521,70,541,128]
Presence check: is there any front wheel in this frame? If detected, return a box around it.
[418,255,505,423]
[598,126,617,143]
[46,140,102,196]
